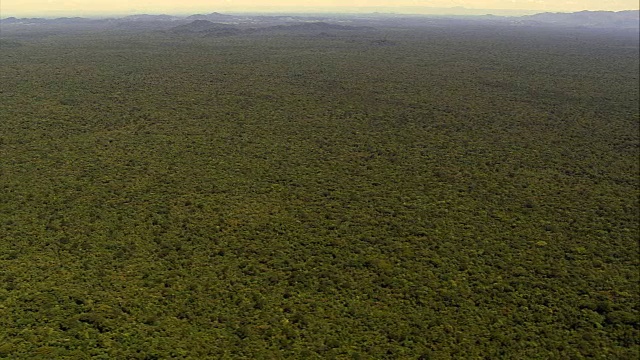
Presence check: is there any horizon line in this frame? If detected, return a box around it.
[2,7,639,19]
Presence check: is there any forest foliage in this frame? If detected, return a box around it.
[0,23,638,358]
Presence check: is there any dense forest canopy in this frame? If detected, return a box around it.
[0,13,638,359]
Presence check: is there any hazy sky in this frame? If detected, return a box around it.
[1,1,638,17]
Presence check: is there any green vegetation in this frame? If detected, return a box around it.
[0,25,638,358]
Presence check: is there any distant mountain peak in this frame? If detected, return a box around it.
[523,10,639,28]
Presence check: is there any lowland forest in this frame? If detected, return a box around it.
[0,10,638,359]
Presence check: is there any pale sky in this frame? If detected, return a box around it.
[1,1,638,17]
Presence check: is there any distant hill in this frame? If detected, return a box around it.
[522,10,639,28]
[185,12,236,22]
[120,14,181,22]
[262,22,370,32]
[0,17,48,24]
[168,20,373,37]
[170,20,243,36]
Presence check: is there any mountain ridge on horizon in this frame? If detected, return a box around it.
[1,9,638,30]
[1,8,638,20]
